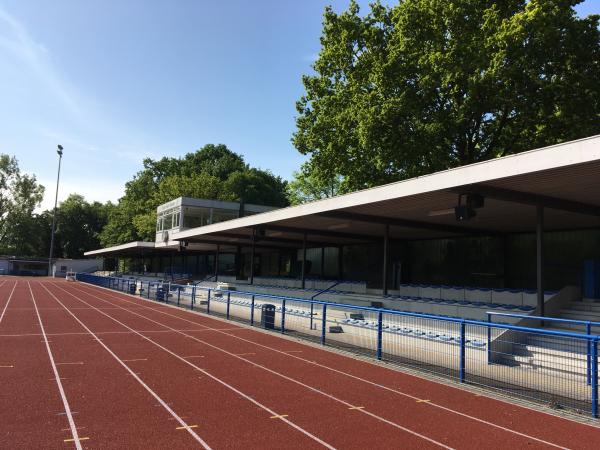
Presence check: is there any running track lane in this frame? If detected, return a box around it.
[70,279,600,449]
[0,280,76,448]
[27,280,212,449]
[45,281,447,449]
[62,282,577,449]
[35,280,335,450]
[59,282,561,449]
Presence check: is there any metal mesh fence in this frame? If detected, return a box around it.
[75,273,600,418]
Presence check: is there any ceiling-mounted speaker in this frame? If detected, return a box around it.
[466,193,485,209]
[455,205,476,221]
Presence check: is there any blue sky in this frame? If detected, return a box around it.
[1,1,598,210]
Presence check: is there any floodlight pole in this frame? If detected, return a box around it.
[48,145,63,277]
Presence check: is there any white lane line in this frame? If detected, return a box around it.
[27,282,82,450]
[37,283,213,450]
[0,281,18,324]
[52,284,337,450]
[0,329,218,337]
[64,284,453,450]
[78,282,577,449]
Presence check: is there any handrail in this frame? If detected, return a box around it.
[194,274,217,286]
[311,281,342,300]
[488,311,600,328]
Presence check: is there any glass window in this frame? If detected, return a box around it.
[183,206,211,228]
[212,208,238,224]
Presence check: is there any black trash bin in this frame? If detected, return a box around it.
[156,286,165,302]
[129,282,137,295]
[261,304,276,330]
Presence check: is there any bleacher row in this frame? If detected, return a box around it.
[204,279,555,322]
[206,293,487,349]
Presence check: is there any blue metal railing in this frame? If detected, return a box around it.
[75,272,600,418]
[488,311,600,386]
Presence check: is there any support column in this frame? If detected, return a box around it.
[235,245,242,280]
[536,205,544,317]
[338,246,343,280]
[250,228,256,285]
[383,224,389,296]
[214,245,220,282]
[301,232,307,289]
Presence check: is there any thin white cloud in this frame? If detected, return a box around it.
[0,8,83,120]
[36,176,125,212]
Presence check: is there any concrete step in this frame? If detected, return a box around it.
[512,354,587,371]
[519,344,588,361]
[549,321,594,333]
[558,310,600,323]
[526,333,588,353]
[511,358,587,381]
[568,301,600,312]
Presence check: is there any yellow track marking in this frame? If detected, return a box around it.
[121,358,147,362]
[416,399,431,403]
[176,424,198,430]
[55,362,84,365]
[0,365,14,368]
[270,414,289,419]
[348,406,365,410]
[64,437,89,442]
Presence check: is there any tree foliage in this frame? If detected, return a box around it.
[287,161,343,205]
[294,0,600,191]
[101,144,289,245]
[54,194,110,258]
[0,154,45,253]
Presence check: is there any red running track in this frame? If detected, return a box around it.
[1,277,600,449]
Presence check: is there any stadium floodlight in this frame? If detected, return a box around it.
[48,145,63,277]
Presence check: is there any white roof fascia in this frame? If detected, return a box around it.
[172,135,600,241]
[84,241,155,256]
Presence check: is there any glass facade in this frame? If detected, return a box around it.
[156,207,181,232]
[182,206,211,228]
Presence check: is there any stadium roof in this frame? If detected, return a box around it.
[170,135,600,249]
[85,134,600,256]
[85,241,159,257]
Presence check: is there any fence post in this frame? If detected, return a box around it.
[377,310,383,360]
[226,292,231,320]
[207,289,211,314]
[191,286,195,310]
[177,287,181,306]
[487,313,492,365]
[592,338,598,418]
[460,321,466,383]
[310,302,314,330]
[250,295,255,326]
[281,299,286,334]
[321,304,327,346]
[587,322,592,386]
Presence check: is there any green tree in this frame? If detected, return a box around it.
[287,162,343,205]
[294,0,600,191]
[0,154,45,253]
[54,194,110,258]
[101,144,289,245]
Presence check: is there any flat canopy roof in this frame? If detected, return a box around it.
[85,241,158,257]
[169,135,600,249]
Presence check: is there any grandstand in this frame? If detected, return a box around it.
[83,135,600,415]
